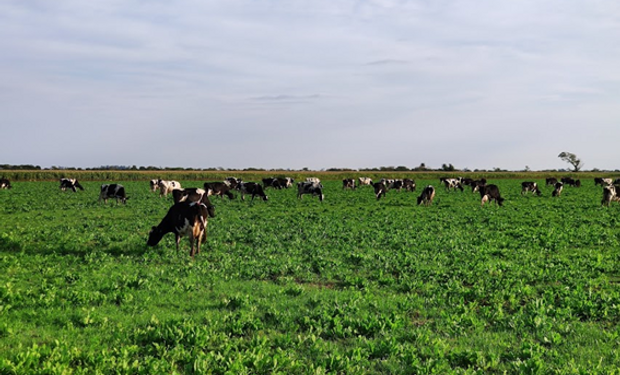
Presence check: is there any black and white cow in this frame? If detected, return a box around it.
[602,185,620,207]
[60,178,84,192]
[277,177,294,189]
[99,184,128,204]
[172,188,209,205]
[157,180,182,197]
[521,182,542,196]
[545,177,558,186]
[440,177,463,192]
[305,177,321,184]
[471,180,487,193]
[403,178,416,192]
[147,200,216,258]
[297,181,324,201]
[561,177,581,187]
[149,179,159,192]
[262,177,279,189]
[204,182,235,199]
[480,184,504,206]
[373,182,387,200]
[343,178,356,190]
[594,178,613,186]
[225,177,242,189]
[0,178,11,189]
[552,182,564,197]
[237,182,268,201]
[358,177,373,186]
[417,185,436,206]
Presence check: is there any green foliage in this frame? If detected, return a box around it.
[0,179,619,374]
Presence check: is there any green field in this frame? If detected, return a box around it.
[1,178,619,374]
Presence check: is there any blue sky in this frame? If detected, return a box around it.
[2,0,619,170]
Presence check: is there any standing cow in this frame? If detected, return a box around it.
[417,185,436,206]
[0,178,11,189]
[372,182,387,200]
[147,200,216,258]
[521,182,542,196]
[297,181,324,201]
[480,184,504,206]
[60,178,84,192]
[157,180,182,197]
[552,182,564,197]
[237,182,268,201]
[99,184,128,204]
[602,185,620,207]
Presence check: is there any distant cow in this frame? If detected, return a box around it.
[480,184,504,206]
[343,178,356,190]
[545,177,558,186]
[149,179,159,192]
[0,178,11,189]
[594,178,613,186]
[277,177,294,188]
[552,182,564,197]
[602,185,620,207]
[237,182,268,201]
[172,188,209,205]
[204,182,235,200]
[358,177,373,186]
[440,177,463,192]
[157,180,182,197]
[60,178,84,192]
[225,177,242,189]
[521,182,542,196]
[561,177,580,187]
[147,200,216,258]
[417,185,436,206]
[373,182,387,200]
[403,178,416,192]
[262,177,279,189]
[297,181,324,201]
[99,184,128,204]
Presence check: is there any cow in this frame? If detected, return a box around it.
[60,178,84,192]
[225,177,242,189]
[277,177,294,188]
[602,185,620,207]
[204,182,235,200]
[561,177,581,187]
[373,182,387,200]
[480,184,504,207]
[440,177,464,192]
[99,184,128,204]
[594,178,613,186]
[297,181,324,201]
[521,182,542,196]
[149,179,159,192]
[0,178,11,189]
[343,178,356,190]
[237,182,268,201]
[471,180,487,193]
[417,185,436,206]
[358,177,373,186]
[546,177,558,186]
[403,178,416,192]
[615,178,620,185]
[552,182,564,197]
[147,200,216,258]
[262,177,279,189]
[305,177,321,184]
[172,188,209,205]
[388,179,404,191]
[157,180,182,197]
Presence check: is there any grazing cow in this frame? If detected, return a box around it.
[99,184,128,204]
[440,177,464,192]
[60,178,84,192]
[172,188,209,205]
[471,180,487,193]
[358,177,373,186]
[262,177,279,189]
[223,177,242,189]
[342,178,356,190]
[480,184,504,207]
[602,185,620,207]
[277,177,294,188]
[546,177,558,186]
[0,178,11,189]
[388,179,404,191]
[305,177,321,184]
[373,182,387,200]
[204,182,235,200]
[157,180,181,197]
[403,178,416,192]
[417,185,436,206]
[561,177,581,187]
[147,200,216,258]
[594,178,613,186]
[521,182,542,196]
[297,181,324,201]
[237,182,268,201]
[149,179,159,192]
[552,182,564,197]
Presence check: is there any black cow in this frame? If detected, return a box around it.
[147,200,216,258]
[546,177,558,186]
[373,182,387,200]
[0,178,11,189]
[417,185,436,206]
[561,177,581,187]
[204,182,235,200]
[237,182,268,201]
[480,184,504,206]
[172,188,209,205]
[343,178,356,190]
[521,182,542,196]
[297,181,324,201]
[471,180,487,193]
[99,184,128,204]
[262,177,280,189]
[552,182,564,197]
[594,177,613,186]
[60,178,84,192]
[225,177,242,189]
[276,177,294,189]
[403,178,416,192]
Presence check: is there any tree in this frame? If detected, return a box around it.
[558,152,583,172]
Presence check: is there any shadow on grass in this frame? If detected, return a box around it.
[0,239,152,258]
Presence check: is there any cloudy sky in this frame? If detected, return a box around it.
[2,0,619,171]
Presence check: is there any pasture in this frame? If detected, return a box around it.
[0,178,619,374]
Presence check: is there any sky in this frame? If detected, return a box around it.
[1,0,619,171]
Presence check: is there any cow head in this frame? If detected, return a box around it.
[147,226,165,246]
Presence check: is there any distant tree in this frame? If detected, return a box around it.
[558,152,584,172]
[441,163,455,172]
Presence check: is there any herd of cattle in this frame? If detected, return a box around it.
[1,175,619,257]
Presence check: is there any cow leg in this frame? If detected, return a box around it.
[481,195,489,207]
[175,234,181,252]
